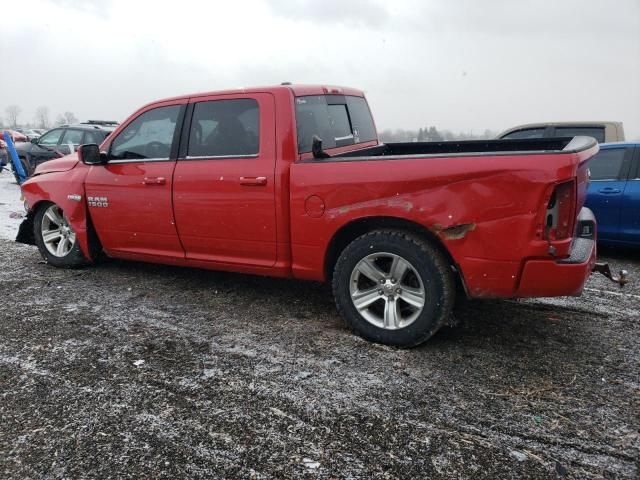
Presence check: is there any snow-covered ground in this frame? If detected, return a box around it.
[0,169,26,240]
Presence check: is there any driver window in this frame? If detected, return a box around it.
[110,105,180,160]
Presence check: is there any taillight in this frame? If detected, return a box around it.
[544,180,576,240]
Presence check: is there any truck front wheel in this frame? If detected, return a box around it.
[34,202,88,268]
[332,230,455,347]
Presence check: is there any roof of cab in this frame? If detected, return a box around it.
[142,84,366,109]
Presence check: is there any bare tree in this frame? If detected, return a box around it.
[63,111,78,124]
[54,114,66,126]
[35,106,51,129]
[5,105,21,128]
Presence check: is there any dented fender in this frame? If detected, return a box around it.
[20,166,93,261]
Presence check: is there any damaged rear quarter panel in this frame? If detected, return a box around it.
[289,152,580,293]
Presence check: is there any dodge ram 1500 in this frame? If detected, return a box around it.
[17,84,620,346]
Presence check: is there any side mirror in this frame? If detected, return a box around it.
[30,137,38,144]
[77,144,105,165]
[311,135,330,159]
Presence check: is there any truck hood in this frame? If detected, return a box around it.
[34,154,79,174]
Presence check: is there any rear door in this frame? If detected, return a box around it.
[84,101,187,258]
[619,147,640,244]
[172,93,277,267]
[585,146,633,241]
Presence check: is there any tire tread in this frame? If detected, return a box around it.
[332,229,455,347]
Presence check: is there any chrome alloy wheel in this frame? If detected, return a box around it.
[41,205,76,257]
[349,252,426,330]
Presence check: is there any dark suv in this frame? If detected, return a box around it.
[14,121,118,178]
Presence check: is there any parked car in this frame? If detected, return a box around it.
[585,142,640,246]
[13,121,118,175]
[18,84,612,346]
[21,129,45,141]
[1,130,28,180]
[497,122,625,143]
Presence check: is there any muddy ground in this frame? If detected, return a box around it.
[0,240,638,479]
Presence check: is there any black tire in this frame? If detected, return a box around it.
[332,230,455,347]
[12,156,33,184]
[33,202,89,268]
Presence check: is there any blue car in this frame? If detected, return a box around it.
[585,142,640,246]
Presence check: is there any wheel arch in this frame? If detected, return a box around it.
[20,170,98,262]
[324,216,463,287]
[28,199,102,262]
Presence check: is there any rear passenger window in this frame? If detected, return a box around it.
[61,129,83,146]
[187,99,259,157]
[588,148,627,180]
[554,127,605,143]
[83,130,103,145]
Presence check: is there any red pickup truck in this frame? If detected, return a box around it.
[18,84,606,346]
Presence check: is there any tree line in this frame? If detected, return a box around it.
[379,126,499,143]
[1,105,78,130]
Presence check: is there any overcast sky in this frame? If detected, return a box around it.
[1,0,639,138]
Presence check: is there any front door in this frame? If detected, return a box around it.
[172,93,277,267]
[85,101,186,259]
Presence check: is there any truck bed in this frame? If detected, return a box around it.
[330,136,591,160]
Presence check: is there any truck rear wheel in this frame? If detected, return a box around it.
[34,202,88,268]
[332,230,455,347]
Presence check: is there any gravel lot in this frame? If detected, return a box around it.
[0,237,638,479]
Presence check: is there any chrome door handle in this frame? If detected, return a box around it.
[239,176,267,186]
[143,177,166,185]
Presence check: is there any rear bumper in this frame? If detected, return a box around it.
[515,208,597,297]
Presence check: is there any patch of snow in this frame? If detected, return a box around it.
[0,171,25,241]
[509,450,528,462]
[302,458,320,470]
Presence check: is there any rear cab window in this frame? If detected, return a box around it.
[295,94,377,154]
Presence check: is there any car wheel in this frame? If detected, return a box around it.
[34,203,89,267]
[332,230,455,347]
[12,156,33,184]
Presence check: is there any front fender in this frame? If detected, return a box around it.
[20,167,92,260]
